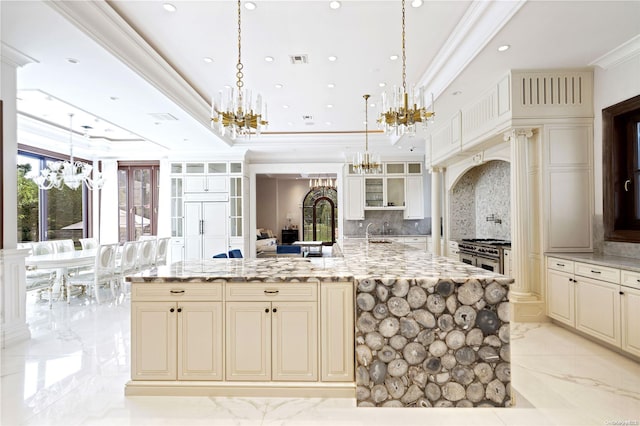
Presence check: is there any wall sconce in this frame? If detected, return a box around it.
[486,214,502,224]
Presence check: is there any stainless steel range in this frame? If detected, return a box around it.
[458,239,511,274]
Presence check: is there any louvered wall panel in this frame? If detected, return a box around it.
[512,70,593,118]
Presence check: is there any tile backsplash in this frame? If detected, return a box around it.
[450,160,511,241]
[593,214,640,259]
[344,210,431,237]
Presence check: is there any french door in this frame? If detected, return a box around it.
[118,162,159,242]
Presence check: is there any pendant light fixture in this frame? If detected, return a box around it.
[352,94,382,174]
[27,113,105,191]
[211,0,268,139]
[379,0,435,136]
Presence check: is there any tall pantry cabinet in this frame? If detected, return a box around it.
[170,161,247,261]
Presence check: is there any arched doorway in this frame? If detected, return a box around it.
[303,188,337,243]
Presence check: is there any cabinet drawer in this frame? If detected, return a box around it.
[575,262,620,284]
[621,270,640,290]
[131,283,223,301]
[226,283,317,301]
[547,257,574,273]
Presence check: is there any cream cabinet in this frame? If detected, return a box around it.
[320,282,354,382]
[184,175,228,193]
[131,284,223,381]
[621,270,640,357]
[404,176,424,219]
[225,283,318,382]
[546,258,576,327]
[345,176,364,220]
[544,256,640,357]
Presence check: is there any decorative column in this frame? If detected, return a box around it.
[1,44,36,346]
[430,167,442,255]
[506,128,545,322]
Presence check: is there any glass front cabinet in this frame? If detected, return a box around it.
[170,161,246,261]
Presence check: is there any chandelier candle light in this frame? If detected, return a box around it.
[352,94,382,174]
[211,0,268,139]
[309,177,336,191]
[379,0,435,136]
[27,113,105,191]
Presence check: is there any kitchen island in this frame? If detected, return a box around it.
[126,239,514,407]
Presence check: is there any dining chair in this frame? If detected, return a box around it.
[66,243,118,304]
[52,239,75,253]
[276,245,302,257]
[137,239,156,271]
[228,249,243,258]
[116,241,139,291]
[20,243,55,308]
[30,241,56,256]
[212,253,228,258]
[155,237,170,266]
[80,237,99,250]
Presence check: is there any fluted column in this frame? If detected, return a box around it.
[507,128,535,298]
[430,167,442,255]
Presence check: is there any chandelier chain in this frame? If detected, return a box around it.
[236,0,244,90]
[364,94,370,151]
[401,0,406,92]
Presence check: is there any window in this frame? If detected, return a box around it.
[17,151,88,245]
[118,162,159,242]
[603,94,640,242]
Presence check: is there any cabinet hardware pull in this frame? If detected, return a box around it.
[637,279,640,283]
[556,263,565,267]
[170,289,185,294]
[590,270,601,274]
[264,308,269,313]
[620,291,624,295]
[177,308,182,313]
[264,290,279,295]
[624,179,631,192]
[273,308,278,313]
[170,308,175,312]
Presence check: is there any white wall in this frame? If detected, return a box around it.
[593,40,640,216]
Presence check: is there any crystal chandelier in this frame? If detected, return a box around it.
[27,113,105,191]
[353,94,382,174]
[309,176,336,191]
[211,0,268,139]
[378,0,435,136]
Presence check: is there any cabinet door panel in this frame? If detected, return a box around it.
[184,202,203,260]
[546,269,575,326]
[178,302,223,380]
[621,287,640,357]
[272,301,318,381]
[320,283,354,382]
[202,202,228,257]
[575,277,620,346]
[547,169,592,250]
[131,302,177,380]
[226,302,271,380]
[345,177,364,220]
[404,176,424,219]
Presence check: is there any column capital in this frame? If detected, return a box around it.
[503,128,534,142]
[429,166,444,174]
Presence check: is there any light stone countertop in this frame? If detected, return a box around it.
[128,239,512,284]
[545,252,640,273]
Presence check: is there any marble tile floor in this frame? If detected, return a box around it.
[1,291,639,426]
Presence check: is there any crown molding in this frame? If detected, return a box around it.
[0,42,39,68]
[590,34,640,70]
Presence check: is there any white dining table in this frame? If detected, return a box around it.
[25,249,97,303]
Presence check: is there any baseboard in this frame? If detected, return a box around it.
[125,380,356,397]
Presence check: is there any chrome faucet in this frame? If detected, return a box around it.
[365,222,374,240]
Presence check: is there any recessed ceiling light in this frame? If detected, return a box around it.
[163,3,177,12]
[109,96,119,101]
[379,82,386,88]
[327,83,335,88]
[282,105,289,109]
[203,57,213,63]
[274,83,283,89]
[497,44,511,52]
[328,55,337,62]
[411,0,424,7]
[327,104,334,108]
[264,56,274,62]
[224,84,232,89]
[370,103,376,108]
[66,58,79,64]
[329,1,341,9]
[390,54,399,61]
[452,90,462,96]
[244,2,257,10]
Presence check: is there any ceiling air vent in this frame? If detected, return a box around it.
[290,54,309,65]
[302,115,314,121]
[148,112,178,121]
